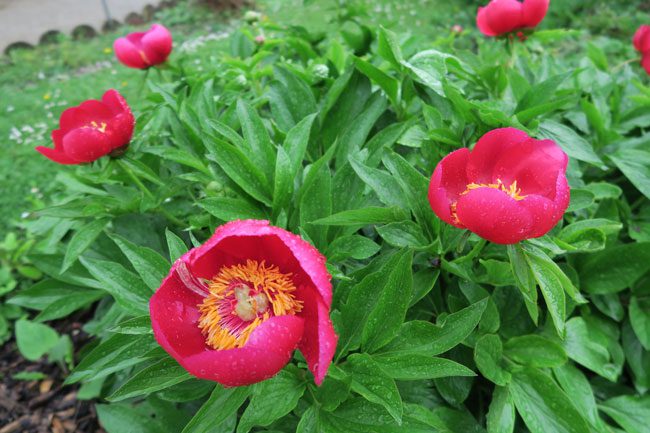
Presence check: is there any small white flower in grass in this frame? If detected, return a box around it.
[20,212,30,219]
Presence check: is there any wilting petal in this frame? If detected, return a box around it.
[456,187,533,244]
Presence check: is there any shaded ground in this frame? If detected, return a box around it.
[0,319,101,433]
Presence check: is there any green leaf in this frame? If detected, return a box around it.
[165,228,188,262]
[373,353,475,380]
[552,364,601,428]
[236,99,276,182]
[610,148,650,200]
[354,57,399,106]
[80,257,151,315]
[311,207,408,226]
[283,113,316,177]
[325,235,380,261]
[538,120,603,167]
[523,248,568,336]
[474,334,511,386]
[268,66,318,132]
[111,234,169,291]
[510,369,590,433]
[15,319,60,361]
[487,386,515,433]
[361,250,413,352]
[566,189,595,212]
[200,197,267,221]
[96,404,167,433]
[34,289,104,322]
[300,159,332,249]
[66,334,159,384]
[110,316,153,335]
[204,137,272,206]
[563,317,621,381]
[629,296,650,350]
[381,298,488,356]
[377,221,429,249]
[503,335,567,368]
[599,395,650,433]
[182,386,250,433]
[237,370,306,433]
[578,243,650,294]
[348,156,408,208]
[272,146,293,215]
[377,26,403,70]
[61,218,109,273]
[515,72,571,114]
[341,354,403,423]
[108,357,191,401]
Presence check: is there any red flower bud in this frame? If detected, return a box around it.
[633,25,650,75]
[113,24,172,69]
[477,0,549,37]
[149,220,337,387]
[35,89,134,165]
[428,128,570,244]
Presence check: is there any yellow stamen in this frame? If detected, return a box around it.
[87,121,107,133]
[197,260,303,350]
[463,179,527,200]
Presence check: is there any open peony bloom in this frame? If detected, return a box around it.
[428,128,569,244]
[35,89,134,165]
[113,24,172,69]
[633,25,650,75]
[150,220,337,387]
[477,0,549,37]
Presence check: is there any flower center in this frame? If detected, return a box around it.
[197,260,303,350]
[87,121,107,133]
[463,179,527,200]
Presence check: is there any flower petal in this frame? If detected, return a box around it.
[521,0,549,28]
[517,194,558,238]
[428,148,470,228]
[61,128,113,163]
[484,0,524,36]
[633,25,650,53]
[456,187,533,244]
[642,54,650,76]
[466,127,530,183]
[297,286,337,386]
[35,146,79,165]
[141,24,173,66]
[477,6,498,37]
[150,270,206,360]
[187,220,333,309]
[182,315,305,387]
[113,37,148,69]
[492,138,568,197]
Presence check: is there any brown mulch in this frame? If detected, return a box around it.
[0,320,103,433]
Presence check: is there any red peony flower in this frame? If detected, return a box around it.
[428,128,569,244]
[35,89,134,165]
[477,0,549,37]
[149,220,337,387]
[113,24,172,69]
[633,25,650,75]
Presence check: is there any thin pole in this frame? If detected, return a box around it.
[100,0,112,21]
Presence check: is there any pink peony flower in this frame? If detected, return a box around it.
[477,0,549,37]
[113,24,172,69]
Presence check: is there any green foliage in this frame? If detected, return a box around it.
[2,0,650,432]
